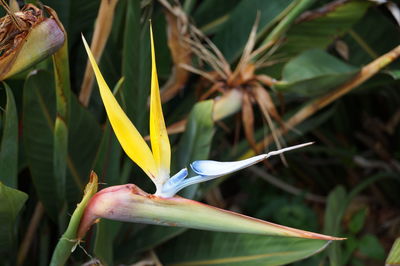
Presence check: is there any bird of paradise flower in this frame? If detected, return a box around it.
[77,24,344,242]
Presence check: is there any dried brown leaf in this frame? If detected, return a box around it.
[79,0,119,107]
[242,92,259,153]
[160,9,192,103]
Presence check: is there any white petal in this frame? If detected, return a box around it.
[191,142,314,177]
[191,154,266,177]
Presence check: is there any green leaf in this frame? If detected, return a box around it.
[212,0,293,62]
[158,230,330,266]
[176,99,215,199]
[115,226,187,263]
[50,172,98,266]
[53,117,68,201]
[386,238,400,265]
[274,49,358,96]
[0,84,18,188]
[0,183,28,260]
[23,71,101,219]
[343,7,400,65]
[386,69,400,80]
[348,208,367,234]
[23,71,59,218]
[358,234,385,260]
[66,95,102,205]
[323,186,347,266]
[277,0,371,58]
[52,39,71,202]
[122,0,150,131]
[194,0,241,34]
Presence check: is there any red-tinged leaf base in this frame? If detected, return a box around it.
[77,184,345,241]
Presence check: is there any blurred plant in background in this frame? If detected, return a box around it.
[0,0,400,265]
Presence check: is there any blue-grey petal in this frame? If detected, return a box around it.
[190,142,314,177]
[190,154,266,177]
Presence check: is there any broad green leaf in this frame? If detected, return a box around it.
[274,49,358,96]
[177,100,215,199]
[52,36,71,202]
[0,183,28,261]
[348,208,367,234]
[66,93,102,204]
[53,118,68,200]
[23,71,60,218]
[0,84,18,188]
[276,0,371,58]
[23,71,101,219]
[50,172,98,266]
[115,226,186,264]
[386,238,400,265]
[343,7,400,65]
[158,230,330,266]
[93,219,120,266]
[212,0,293,62]
[323,186,347,266]
[194,0,241,34]
[358,234,385,261]
[122,0,150,130]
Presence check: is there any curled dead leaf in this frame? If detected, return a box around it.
[0,4,65,80]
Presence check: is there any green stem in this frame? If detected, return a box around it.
[263,0,315,44]
[50,172,98,266]
[52,36,71,203]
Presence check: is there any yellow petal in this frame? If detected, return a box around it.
[82,35,158,179]
[149,24,171,179]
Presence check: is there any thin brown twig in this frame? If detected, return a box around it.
[17,202,44,266]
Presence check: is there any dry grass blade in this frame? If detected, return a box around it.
[242,92,259,153]
[79,0,119,107]
[0,0,23,30]
[160,10,192,103]
[229,13,260,85]
[180,63,216,82]
[184,37,229,79]
[254,39,285,69]
[253,84,287,165]
[256,74,276,87]
[188,23,232,76]
[17,203,44,266]
[199,81,224,100]
[159,0,231,79]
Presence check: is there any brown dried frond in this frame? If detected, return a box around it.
[159,0,231,80]
[229,12,260,86]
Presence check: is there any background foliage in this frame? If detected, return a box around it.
[0,0,399,265]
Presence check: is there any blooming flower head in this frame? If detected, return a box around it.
[77,24,344,243]
[82,24,314,198]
